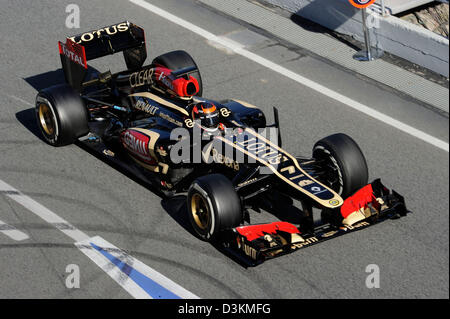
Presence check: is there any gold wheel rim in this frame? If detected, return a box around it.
[38,103,56,136]
[191,193,210,230]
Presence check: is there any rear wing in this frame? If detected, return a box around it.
[59,21,147,91]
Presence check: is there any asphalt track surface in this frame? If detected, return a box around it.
[0,0,448,299]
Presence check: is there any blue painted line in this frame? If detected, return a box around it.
[90,242,181,299]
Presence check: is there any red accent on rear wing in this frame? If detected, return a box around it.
[58,39,89,91]
[58,39,87,69]
[59,21,147,91]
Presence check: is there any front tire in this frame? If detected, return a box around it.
[35,84,89,146]
[187,174,242,241]
[313,133,368,198]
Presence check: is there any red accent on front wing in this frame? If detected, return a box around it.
[340,183,380,218]
[235,222,300,241]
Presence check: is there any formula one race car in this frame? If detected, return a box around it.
[35,21,409,266]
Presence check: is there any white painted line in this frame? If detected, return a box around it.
[0,180,89,242]
[76,236,200,299]
[129,0,449,152]
[0,178,199,299]
[75,237,152,299]
[0,219,29,241]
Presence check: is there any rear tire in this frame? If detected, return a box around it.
[153,50,203,97]
[187,174,242,241]
[35,84,89,146]
[313,133,368,198]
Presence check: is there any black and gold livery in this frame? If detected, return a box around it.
[35,21,409,266]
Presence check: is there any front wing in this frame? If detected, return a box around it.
[221,179,409,266]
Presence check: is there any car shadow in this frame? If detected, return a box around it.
[16,108,44,142]
[160,195,197,238]
[24,67,100,92]
[24,69,67,92]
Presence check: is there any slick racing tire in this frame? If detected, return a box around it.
[35,84,89,146]
[187,174,242,241]
[313,133,368,199]
[152,50,203,97]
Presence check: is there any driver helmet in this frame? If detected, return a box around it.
[192,102,220,132]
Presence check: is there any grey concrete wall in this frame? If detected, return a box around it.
[262,0,449,77]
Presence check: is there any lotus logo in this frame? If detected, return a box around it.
[68,22,129,44]
[329,199,340,206]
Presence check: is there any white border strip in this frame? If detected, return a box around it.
[0,180,89,242]
[129,0,448,152]
[0,179,199,299]
[76,236,200,299]
[76,237,152,299]
[0,219,29,241]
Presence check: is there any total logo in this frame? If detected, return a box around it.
[59,41,86,68]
